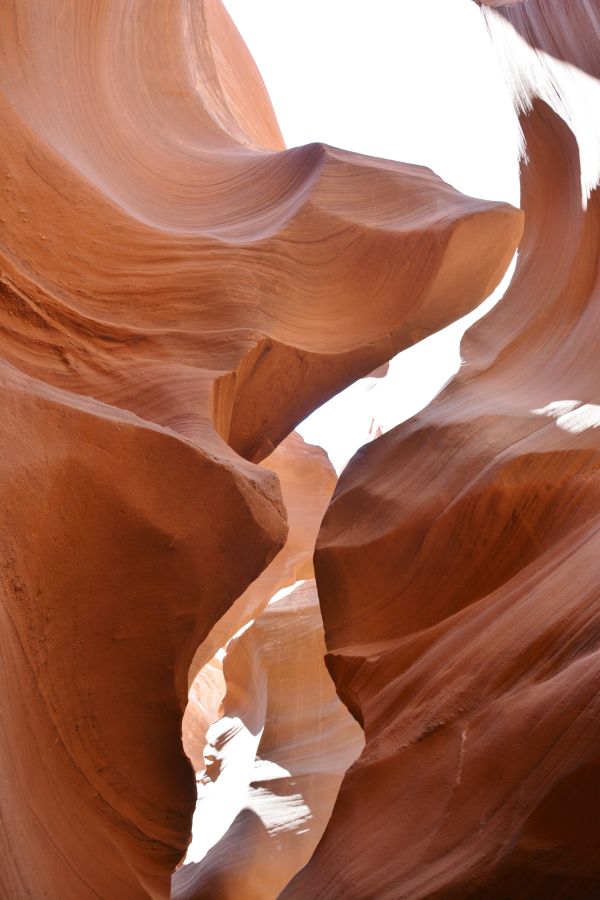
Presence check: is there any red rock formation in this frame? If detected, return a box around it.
[0,359,286,900]
[283,76,600,900]
[0,1,522,897]
[283,9,600,896]
[187,432,336,682]
[183,659,226,776]
[183,431,335,773]
[0,2,521,464]
[174,580,363,900]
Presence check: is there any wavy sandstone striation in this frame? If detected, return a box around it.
[0,1,523,897]
[0,2,522,463]
[182,431,335,773]
[178,433,345,895]
[284,20,600,900]
[187,433,336,682]
[174,580,363,900]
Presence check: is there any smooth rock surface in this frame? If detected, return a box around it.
[0,1,522,896]
[182,431,335,774]
[283,88,600,900]
[284,9,600,895]
[175,581,363,900]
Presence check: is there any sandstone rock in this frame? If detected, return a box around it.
[182,432,335,773]
[283,97,600,900]
[285,6,600,893]
[0,1,522,896]
[174,581,363,900]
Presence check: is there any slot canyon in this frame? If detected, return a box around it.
[0,1,598,898]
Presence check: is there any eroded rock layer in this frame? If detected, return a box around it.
[175,581,363,900]
[284,34,600,900]
[186,432,336,685]
[182,431,335,773]
[0,1,522,896]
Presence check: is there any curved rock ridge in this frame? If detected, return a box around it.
[183,431,335,777]
[283,99,600,899]
[479,0,600,204]
[183,658,227,777]
[174,580,364,900]
[0,356,286,900]
[0,1,523,896]
[0,1,523,463]
[186,432,337,686]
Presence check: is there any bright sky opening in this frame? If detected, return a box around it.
[222,0,521,470]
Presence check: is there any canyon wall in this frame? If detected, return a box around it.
[176,580,363,900]
[284,4,600,898]
[0,1,521,898]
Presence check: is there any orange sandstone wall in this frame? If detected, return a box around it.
[0,1,522,897]
[284,4,600,897]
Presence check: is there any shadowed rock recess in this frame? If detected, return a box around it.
[0,1,526,899]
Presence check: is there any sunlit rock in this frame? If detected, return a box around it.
[285,5,600,892]
[0,1,522,896]
[175,581,363,900]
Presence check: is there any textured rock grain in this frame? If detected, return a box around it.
[196,6,596,898]
[174,581,363,900]
[284,40,600,900]
[0,1,522,896]
[182,431,335,774]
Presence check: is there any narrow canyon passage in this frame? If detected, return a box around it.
[1,1,599,899]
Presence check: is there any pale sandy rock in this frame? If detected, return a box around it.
[174,581,363,900]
